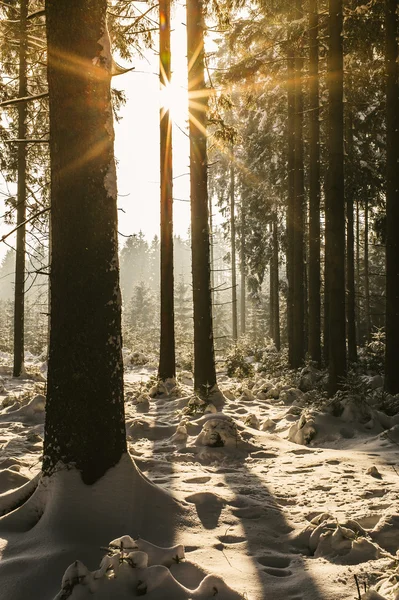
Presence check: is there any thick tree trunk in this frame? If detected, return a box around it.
[345,95,358,363]
[326,0,346,394]
[43,0,126,484]
[158,0,176,381]
[186,0,217,396]
[385,0,399,394]
[13,0,28,378]
[287,49,295,366]
[308,0,322,367]
[230,162,238,340]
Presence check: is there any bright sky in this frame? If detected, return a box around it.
[113,0,192,245]
[0,1,192,262]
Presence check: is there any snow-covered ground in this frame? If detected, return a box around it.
[0,353,398,599]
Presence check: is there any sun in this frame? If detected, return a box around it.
[159,80,188,123]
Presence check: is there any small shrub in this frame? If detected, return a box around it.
[225,342,254,379]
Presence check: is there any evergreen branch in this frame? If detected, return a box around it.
[0,207,50,244]
[27,9,45,20]
[0,92,48,107]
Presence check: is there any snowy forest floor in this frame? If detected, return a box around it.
[0,352,399,599]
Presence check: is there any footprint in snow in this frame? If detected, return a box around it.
[257,554,292,577]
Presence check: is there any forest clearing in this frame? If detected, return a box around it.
[0,0,398,599]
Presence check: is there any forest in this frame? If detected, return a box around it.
[0,0,398,599]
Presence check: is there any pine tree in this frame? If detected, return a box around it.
[384,0,399,394]
[325,0,347,394]
[187,0,217,396]
[158,0,176,381]
[43,0,126,484]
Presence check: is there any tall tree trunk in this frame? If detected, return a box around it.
[269,223,274,340]
[240,200,246,335]
[272,214,280,350]
[323,247,329,365]
[286,48,295,366]
[364,199,371,341]
[326,0,346,394]
[292,0,305,368]
[230,161,238,340]
[158,0,176,381]
[13,0,28,378]
[308,0,322,367]
[209,192,215,306]
[187,0,217,396]
[385,0,399,394]
[345,90,358,363]
[43,0,126,484]
[356,198,361,342]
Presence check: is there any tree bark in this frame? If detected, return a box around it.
[308,0,322,367]
[385,0,399,394]
[187,0,217,396]
[271,214,280,350]
[345,89,358,363]
[364,199,371,341]
[43,0,126,484]
[286,49,295,366]
[240,199,246,335]
[355,198,361,342]
[13,0,28,378]
[158,0,176,381]
[230,161,238,340]
[292,0,305,368]
[326,0,346,394]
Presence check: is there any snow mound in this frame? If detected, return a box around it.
[296,513,385,564]
[54,536,244,599]
[194,415,241,448]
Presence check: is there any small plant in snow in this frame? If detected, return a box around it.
[363,328,385,374]
[225,341,254,379]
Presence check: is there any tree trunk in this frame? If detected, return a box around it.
[269,223,274,340]
[345,91,358,363]
[43,0,126,484]
[230,161,238,340]
[326,0,346,394]
[385,0,399,394]
[356,198,361,342]
[364,199,371,341]
[240,200,246,335]
[286,48,295,366]
[13,0,28,378]
[308,0,322,367]
[292,0,305,368]
[158,0,176,381]
[187,0,217,396]
[271,214,280,350]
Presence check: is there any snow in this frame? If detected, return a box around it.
[0,357,399,599]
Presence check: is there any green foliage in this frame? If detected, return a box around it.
[363,328,385,373]
[225,338,254,379]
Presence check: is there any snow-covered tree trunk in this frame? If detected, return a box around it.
[43,0,126,484]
